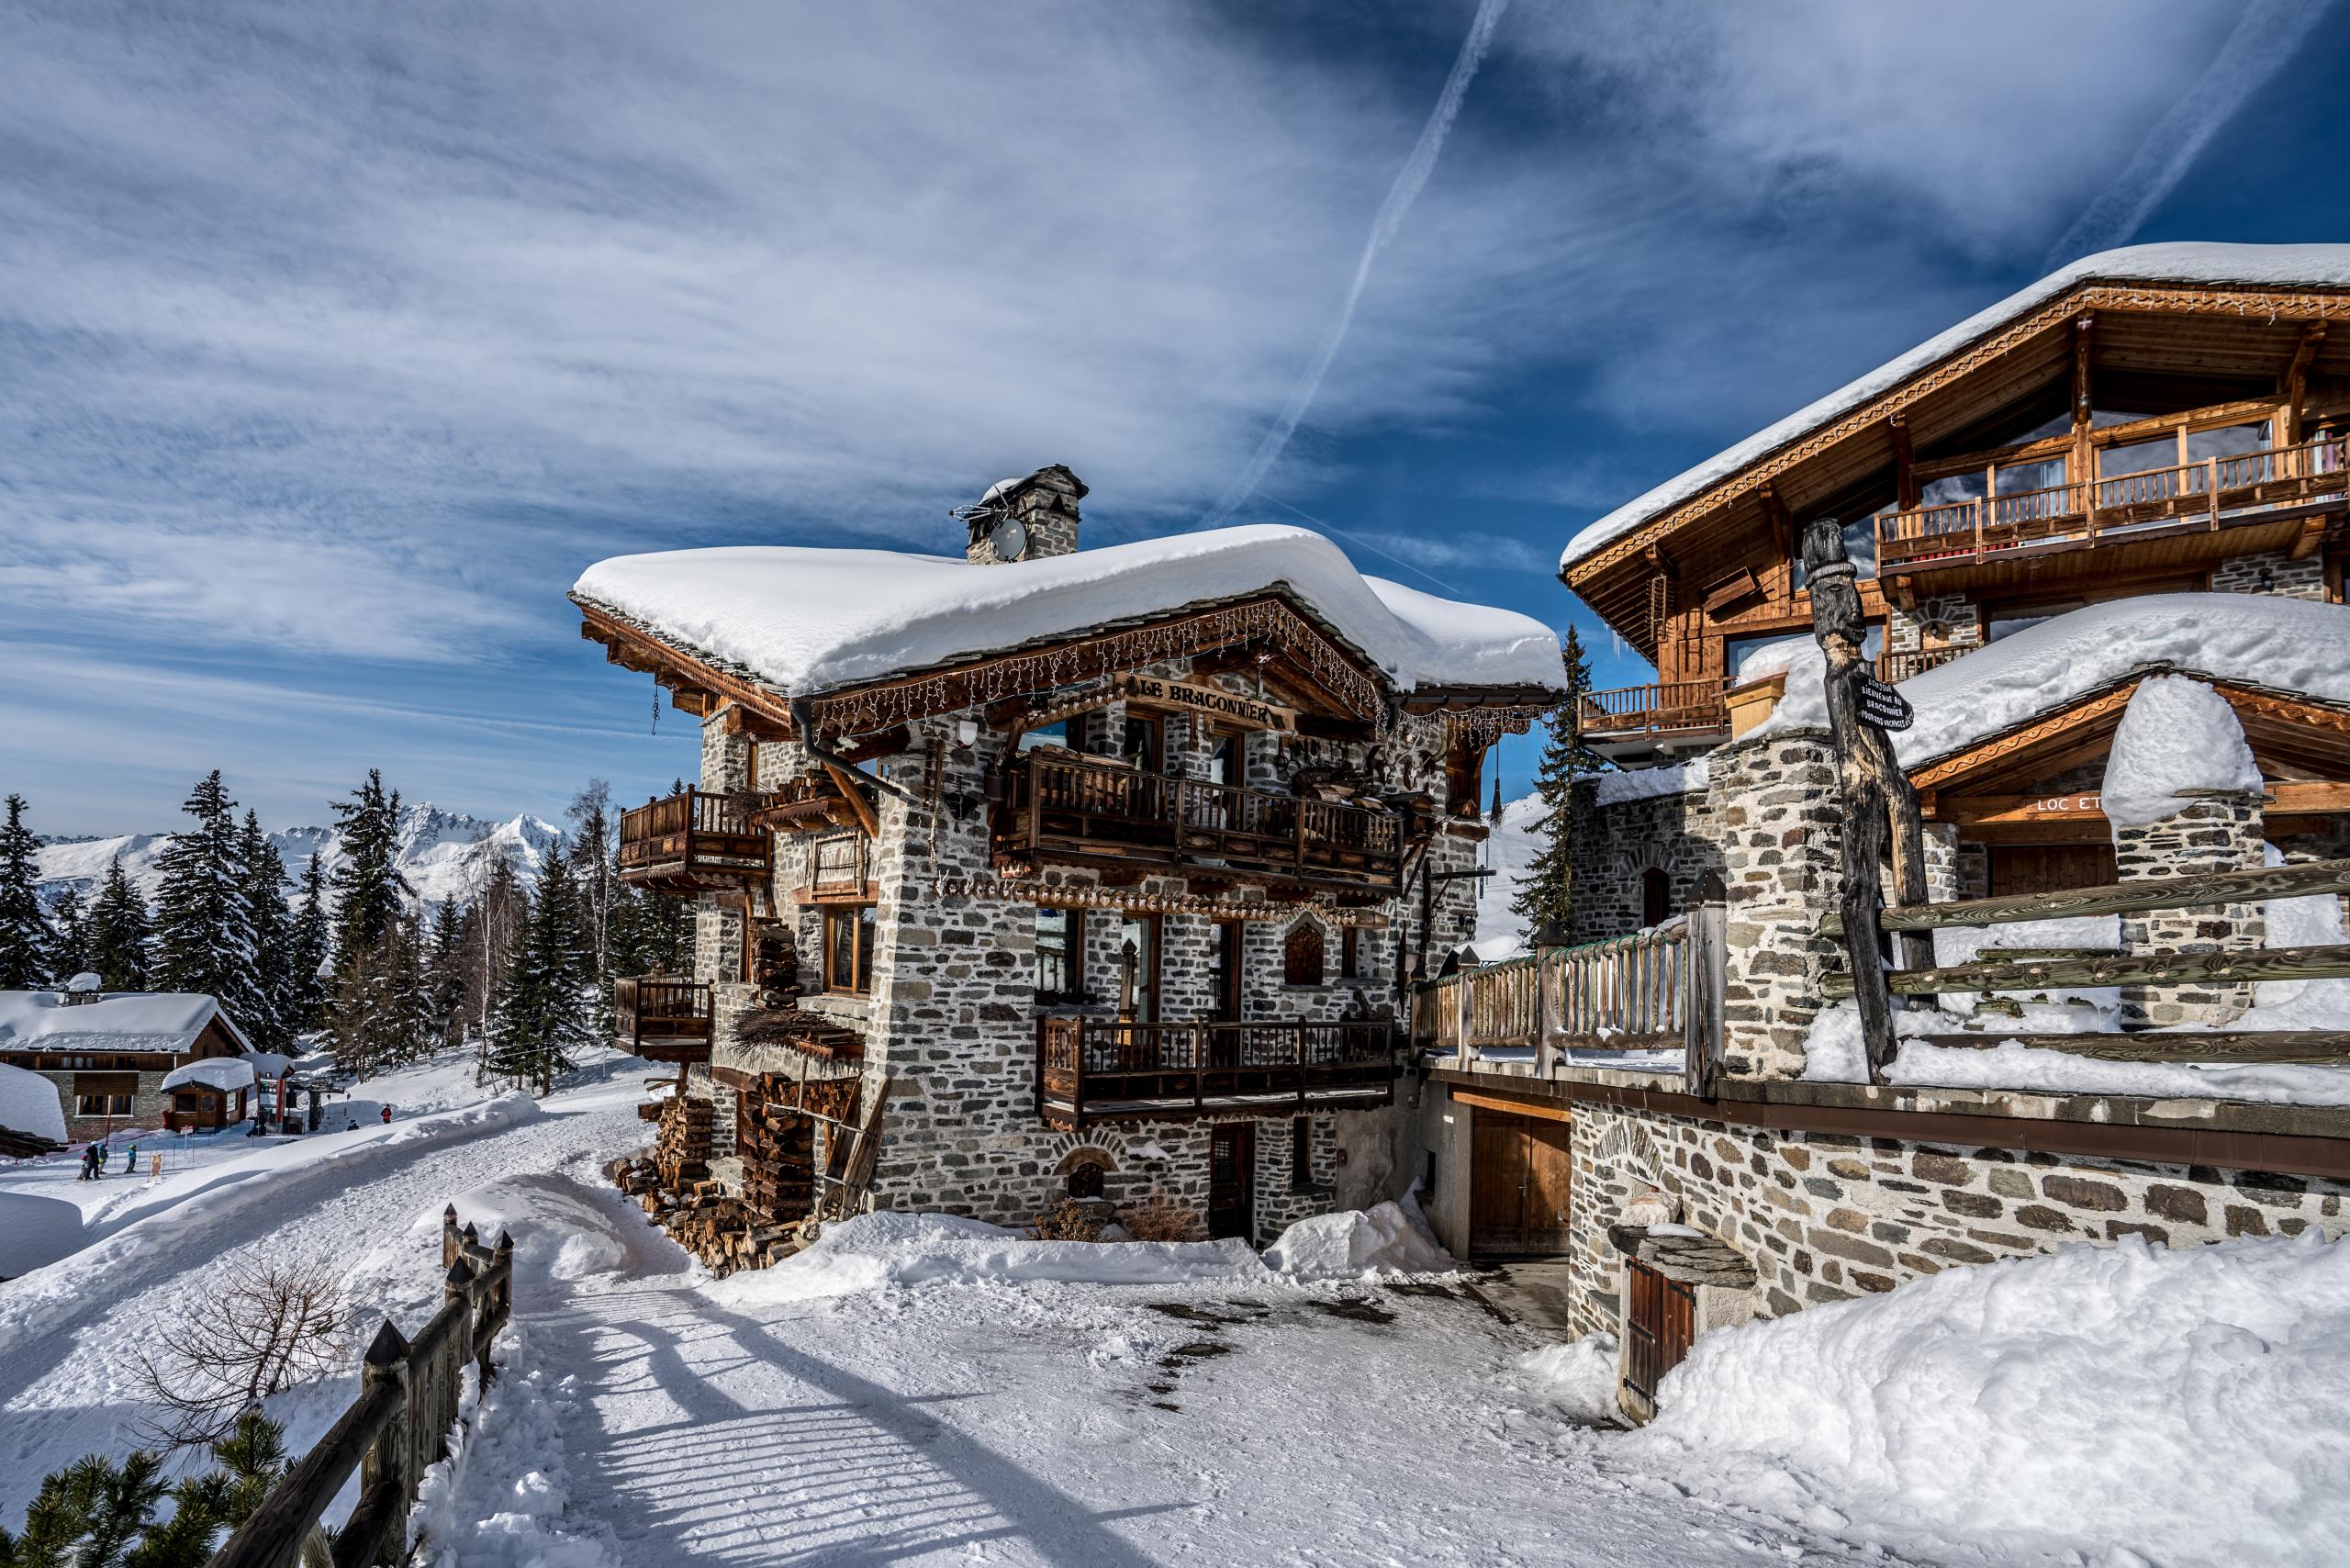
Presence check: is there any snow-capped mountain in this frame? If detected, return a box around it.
[35,802,564,911]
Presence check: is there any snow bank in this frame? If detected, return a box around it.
[2100,676,2260,827]
[1263,1197,1454,1279]
[1563,241,2350,571]
[705,1210,1273,1307]
[2232,842,2350,1032]
[159,1057,256,1094]
[0,1060,67,1145]
[1593,756,1707,807]
[1623,1235,2350,1568]
[1757,593,2350,765]
[423,1173,638,1282]
[576,524,1566,701]
[409,1325,618,1568]
[1516,1334,1620,1427]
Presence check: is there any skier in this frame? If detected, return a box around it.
[122,1141,138,1175]
[380,1104,392,1125]
[78,1144,96,1181]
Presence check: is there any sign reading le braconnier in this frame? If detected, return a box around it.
[1118,675,1300,734]
[1857,674,1914,732]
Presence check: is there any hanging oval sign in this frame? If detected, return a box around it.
[1857,674,1915,732]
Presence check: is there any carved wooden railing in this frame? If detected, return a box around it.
[1874,644,1968,683]
[1036,1016,1395,1125]
[614,975,713,1061]
[1002,753,1403,890]
[1876,434,2348,569]
[618,789,771,888]
[207,1211,516,1568]
[1577,680,1729,737]
[1413,910,1729,1095]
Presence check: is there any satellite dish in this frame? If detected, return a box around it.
[992,517,1029,561]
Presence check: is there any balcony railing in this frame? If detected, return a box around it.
[1578,680,1729,739]
[1876,434,2347,571]
[614,976,713,1063]
[998,753,1404,892]
[618,789,771,891]
[1037,1016,1395,1126]
[1875,644,1968,683]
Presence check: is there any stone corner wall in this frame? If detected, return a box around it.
[1705,729,1842,1081]
[2113,792,2267,1026]
[1568,777,1723,944]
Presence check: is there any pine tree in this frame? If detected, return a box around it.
[1512,628,1606,936]
[487,851,593,1096]
[46,885,90,985]
[84,858,153,991]
[464,856,528,1045]
[323,772,409,1065]
[424,897,467,1050]
[565,781,617,986]
[151,773,259,1018]
[0,794,51,989]
[285,854,332,1036]
[235,812,298,1054]
[0,1409,297,1568]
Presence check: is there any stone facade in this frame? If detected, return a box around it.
[1707,731,1844,1081]
[686,655,1485,1243]
[1566,777,1722,944]
[2211,548,2327,600]
[2113,795,2266,1026]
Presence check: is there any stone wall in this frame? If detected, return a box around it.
[2211,548,2328,600]
[1558,1094,2350,1337]
[1707,730,1843,1080]
[2113,795,2266,1026]
[1567,777,1722,944]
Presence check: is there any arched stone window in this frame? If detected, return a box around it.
[1058,1147,1113,1200]
[1641,867,1672,927]
[1283,921,1326,987]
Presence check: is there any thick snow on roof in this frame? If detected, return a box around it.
[1758,594,2350,766]
[1561,242,2350,572]
[0,1062,67,1145]
[159,1058,256,1094]
[2101,677,2261,827]
[0,991,249,1056]
[576,525,1565,701]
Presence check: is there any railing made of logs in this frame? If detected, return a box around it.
[1577,680,1729,736]
[1874,434,2347,569]
[207,1211,516,1568]
[1004,753,1404,890]
[1412,909,1729,1096]
[617,789,771,885]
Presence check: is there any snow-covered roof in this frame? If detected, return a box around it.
[1757,593,2350,766]
[575,524,1565,703]
[0,991,252,1057]
[0,1062,67,1145]
[1561,242,2350,573]
[159,1058,256,1094]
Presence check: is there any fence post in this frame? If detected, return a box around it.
[1683,901,1728,1100]
[440,1204,459,1271]
[1452,974,1469,1071]
[357,1321,412,1568]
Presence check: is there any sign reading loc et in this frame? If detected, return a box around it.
[1856,675,1914,732]
[1117,675,1300,734]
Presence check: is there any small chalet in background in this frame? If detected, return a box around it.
[574,465,1564,1261]
[0,979,254,1139]
[1414,242,2350,1423]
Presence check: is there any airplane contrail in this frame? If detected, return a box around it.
[2044,0,2333,269]
[1203,0,1511,526]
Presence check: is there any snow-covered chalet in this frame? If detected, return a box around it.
[0,982,255,1139]
[1417,242,2350,1421]
[572,467,1564,1258]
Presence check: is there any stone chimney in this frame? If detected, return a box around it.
[962,465,1087,564]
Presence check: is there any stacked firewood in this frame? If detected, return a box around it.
[750,920,803,1008]
[737,1074,859,1217]
[653,1095,713,1190]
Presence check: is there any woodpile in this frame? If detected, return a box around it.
[653,1095,713,1190]
[738,1074,860,1216]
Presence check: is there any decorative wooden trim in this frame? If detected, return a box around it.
[1908,681,2140,790]
[931,874,1393,925]
[1448,1085,1572,1123]
[576,604,797,733]
[1568,279,2350,587]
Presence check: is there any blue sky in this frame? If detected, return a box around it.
[5,0,2348,834]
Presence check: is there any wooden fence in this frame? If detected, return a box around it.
[1412,907,1728,1096]
[207,1209,517,1568]
[1821,856,2350,1067]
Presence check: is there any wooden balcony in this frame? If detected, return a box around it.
[1578,680,1729,745]
[1038,1017,1395,1128]
[1875,645,1967,683]
[996,752,1404,894]
[1875,434,2347,575]
[614,977,712,1063]
[618,790,771,893]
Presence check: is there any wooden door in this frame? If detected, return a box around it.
[1470,1109,1572,1257]
[1988,843,2116,898]
[1623,1260,1696,1411]
[1208,1124,1255,1241]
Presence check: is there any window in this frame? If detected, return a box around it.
[1066,1160,1105,1200]
[1208,921,1244,1024]
[1114,913,1159,1022]
[1018,718,1069,753]
[1118,712,1163,774]
[1205,729,1246,786]
[1283,922,1325,987]
[823,905,877,995]
[75,1093,132,1116]
[1290,1117,1315,1189]
[1641,868,1672,927]
[1035,907,1083,1003]
[1339,925,1360,980]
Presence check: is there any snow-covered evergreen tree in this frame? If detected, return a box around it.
[151,772,259,1018]
[565,781,617,985]
[0,793,51,989]
[323,771,409,1066]
[235,811,299,1055]
[46,885,91,985]
[285,853,332,1036]
[424,897,467,1049]
[85,858,151,991]
[487,850,593,1095]
[1512,629,1606,935]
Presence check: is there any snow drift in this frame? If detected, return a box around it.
[705,1211,1273,1307]
[0,1060,67,1145]
[1263,1198,1453,1279]
[1623,1235,2350,1568]
[2100,675,2260,826]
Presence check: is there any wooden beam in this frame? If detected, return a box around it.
[1890,414,1919,511]
[576,607,796,734]
[2289,513,2331,561]
[1917,1032,2350,1065]
[2070,314,2095,499]
[819,762,880,837]
[2281,322,2327,446]
[1822,943,2350,999]
[1449,1086,1572,1124]
[1825,857,2350,935]
[721,703,793,742]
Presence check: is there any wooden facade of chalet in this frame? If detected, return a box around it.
[0,997,250,1140]
[1563,266,2350,759]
